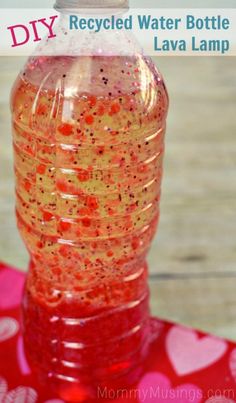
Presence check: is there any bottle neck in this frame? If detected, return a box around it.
[55,0,129,12]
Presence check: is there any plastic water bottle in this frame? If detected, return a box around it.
[10,0,168,400]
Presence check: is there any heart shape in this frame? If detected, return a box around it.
[166,325,227,376]
[0,377,8,400]
[4,386,37,403]
[0,317,19,342]
[0,377,37,403]
[138,372,202,402]
[0,376,64,403]
[0,268,24,310]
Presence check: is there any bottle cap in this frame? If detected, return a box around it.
[55,0,129,10]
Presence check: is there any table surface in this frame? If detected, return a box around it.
[0,56,235,340]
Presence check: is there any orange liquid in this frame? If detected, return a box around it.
[11,56,168,401]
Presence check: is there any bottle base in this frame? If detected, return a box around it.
[27,318,160,402]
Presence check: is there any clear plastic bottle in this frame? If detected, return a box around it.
[10,1,168,401]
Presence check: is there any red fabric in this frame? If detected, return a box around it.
[0,261,236,402]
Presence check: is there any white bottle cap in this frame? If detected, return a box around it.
[55,0,129,10]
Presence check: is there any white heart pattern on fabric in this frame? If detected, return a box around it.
[205,397,236,403]
[0,318,19,343]
[0,377,8,401]
[0,375,66,403]
[166,325,228,376]
[4,386,37,403]
[138,372,202,403]
[229,348,236,383]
